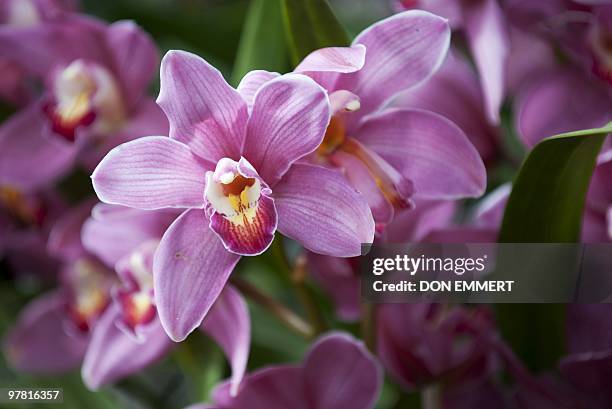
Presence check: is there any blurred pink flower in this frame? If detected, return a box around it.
[80,204,251,394]
[187,333,382,409]
[0,14,167,192]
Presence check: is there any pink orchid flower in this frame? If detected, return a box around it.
[80,204,251,393]
[91,50,375,342]
[245,11,485,225]
[3,201,114,374]
[0,14,167,192]
[187,333,382,409]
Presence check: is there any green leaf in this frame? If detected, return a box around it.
[499,123,612,242]
[231,0,289,85]
[496,122,612,372]
[281,0,350,66]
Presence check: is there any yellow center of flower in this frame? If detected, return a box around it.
[207,166,261,228]
[71,259,110,322]
[317,114,409,210]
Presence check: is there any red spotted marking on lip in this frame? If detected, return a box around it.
[117,290,156,329]
[43,100,96,142]
[210,193,277,255]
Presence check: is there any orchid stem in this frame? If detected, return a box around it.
[422,384,441,409]
[271,237,328,335]
[230,275,313,339]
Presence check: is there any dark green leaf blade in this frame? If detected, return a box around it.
[231,0,290,85]
[281,0,350,66]
[500,123,612,242]
[496,122,612,372]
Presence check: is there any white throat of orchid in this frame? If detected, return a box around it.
[46,60,126,142]
[69,258,112,331]
[205,158,262,227]
[5,0,40,27]
[116,240,158,330]
[204,157,277,256]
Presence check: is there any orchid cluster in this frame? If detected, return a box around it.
[0,0,611,408]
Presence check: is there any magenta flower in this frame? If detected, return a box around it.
[80,204,251,392]
[282,11,485,224]
[91,50,374,341]
[187,333,381,409]
[0,14,167,191]
[377,304,498,391]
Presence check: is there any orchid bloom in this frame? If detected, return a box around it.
[187,333,382,409]
[395,1,510,125]
[2,201,115,374]
[91,50,375,342]
[0,15,167,192]
[377,304,498,391]
[279,10,485,225]
[80,204,251,393]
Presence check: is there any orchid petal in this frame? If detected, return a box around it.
[0,104,75,191]
[303,333,382,409]
[3,291,88,374]
[105,21,159,109]
[0,15,107,78]
[463,0,509,124]
[48,200,96,261]
[355,109,486,200]
[237,70,280,111]
[92,136,208,210]
[243,74,330,186]
[329,150,398,224]
[225,367,305,409]
[82,204,175,267]
[154,209,240,342]
[517,68,612,148]
[210,193,277,256]
[274,163,374,257]
[335,11,450,122]
[82,306,172,390]
[395,51,499,162]
[201,285,251,396]
[157,50,248,163]
[295,45,366,89]
[385,199,456,243]
[307,253,361,322]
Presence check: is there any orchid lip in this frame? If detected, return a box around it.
[205,157,277,256]
[44,60,126,142]
[65,258,113,332]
